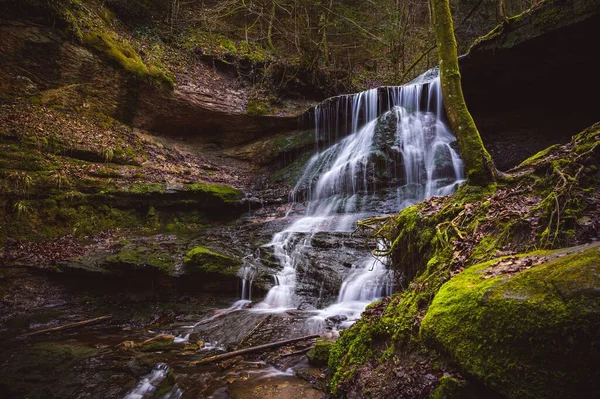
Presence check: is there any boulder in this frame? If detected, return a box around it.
[421,244,600,399]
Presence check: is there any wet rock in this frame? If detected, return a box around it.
[139,334,175,352]
[297,302,317,311]
[218,356,243,370]
[325,315,348,327]
[183,344,199,352]
[0,342,101,398]
[116,340,136,351]
[294,366,328,391]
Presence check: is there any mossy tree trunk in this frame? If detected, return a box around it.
[430,0,496,186]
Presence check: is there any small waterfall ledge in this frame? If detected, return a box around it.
[248,69,465,329]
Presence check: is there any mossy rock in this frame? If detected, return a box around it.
[104,245,176,275]
[183,246,241,276]
[82,31,173,89]
[139,334,175,352]
[430,375,466,399]
[185,183,243,204]
[420,244,600,399]
[306,337,334,366]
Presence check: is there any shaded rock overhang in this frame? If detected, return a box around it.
[461,0,600,170]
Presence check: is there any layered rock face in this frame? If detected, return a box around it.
[0,20,297,149]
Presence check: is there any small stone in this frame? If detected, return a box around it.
[139,334,175,352]
[116,340,136,351]
[183,344,199,352]
[325,315,348,325]
[196,340,205,348]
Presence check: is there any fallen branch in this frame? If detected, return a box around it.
[19,314,112,338]
[190,334,319,366]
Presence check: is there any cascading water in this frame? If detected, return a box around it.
[255,69,464,321]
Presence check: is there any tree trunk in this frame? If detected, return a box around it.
[430,0,496,186]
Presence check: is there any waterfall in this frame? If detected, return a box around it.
[255,69,464,317]
[124,363,182,399]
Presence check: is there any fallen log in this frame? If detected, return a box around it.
[18,314,113,338]
[190,334,319,366]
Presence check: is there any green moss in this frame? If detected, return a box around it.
[307,337,334,366]
[155,369,176,396]
[105,245,176,274]
[519,144,560,166]
[269,153,313,185]
[328,182,504,392]
[126,182,167,195]
[237,41,271,63]
[420,245,600,399]
[430,375,465,399]
[82,31,173,89]
[271,130,315,154]
[186,183,243,203]
[183,246,241,276]
[0,143,49,171]
[179,29,272,66]
[139,334,175,352]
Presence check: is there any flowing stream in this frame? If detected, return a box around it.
[251,69,465,327]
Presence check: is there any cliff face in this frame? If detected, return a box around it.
[0,20,297,150]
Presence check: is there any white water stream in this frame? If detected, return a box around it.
[251,69,464,327]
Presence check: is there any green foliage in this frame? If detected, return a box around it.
[246,99,270,116]
[48,169,71,190]
[7,171,34,194]
[13,200,32,219]
[102,147,115,163]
